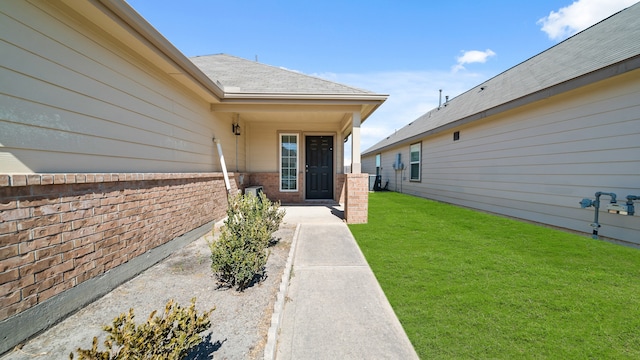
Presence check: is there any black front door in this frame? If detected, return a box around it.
[305,136,333,199]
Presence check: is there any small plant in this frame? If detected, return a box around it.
[70,298,213,360]
[210,192,285,290]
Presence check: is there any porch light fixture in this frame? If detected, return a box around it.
[232,123,241,136]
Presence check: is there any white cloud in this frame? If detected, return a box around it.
[452,49,496,72]
[315,70,490,164]
[537,0,637,41]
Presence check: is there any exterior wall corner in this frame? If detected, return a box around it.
[345,173,369,224]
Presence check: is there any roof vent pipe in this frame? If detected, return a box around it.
[438,89,442,108]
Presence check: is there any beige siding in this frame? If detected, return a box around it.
[0,1,226,173]
[364,70,640,244]
[361,155,376,176]
[214,116,246,173]
[247,122,280,173]
[363,146,410,192]
[246,120,339,173]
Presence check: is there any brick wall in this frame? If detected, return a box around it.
[336,174,346,204]
[345,173,369,224]
[247,173,348,205]
[247,173,304,204]
[0,173,232,322]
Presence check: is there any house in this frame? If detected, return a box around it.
[362,3,640,245]
[189,53,385,206]
[0,0,386,353]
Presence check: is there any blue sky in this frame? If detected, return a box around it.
[127,0,637,161]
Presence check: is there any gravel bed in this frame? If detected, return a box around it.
[3,223,295,360]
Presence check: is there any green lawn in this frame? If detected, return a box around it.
[349,192,640,359]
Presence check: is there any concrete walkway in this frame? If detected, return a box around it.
[274,205,418,360]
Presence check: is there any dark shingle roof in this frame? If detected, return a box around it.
[364,2,640,154]
[189,54,375,95]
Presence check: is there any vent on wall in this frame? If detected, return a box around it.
[453,131,460,141]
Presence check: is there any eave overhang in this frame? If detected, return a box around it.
[212,93,387,124]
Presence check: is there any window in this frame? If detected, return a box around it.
[375,153,381,176]
[280,134,298,191]
[410,143,421,181]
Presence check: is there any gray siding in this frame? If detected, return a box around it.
[364,70,640,244]
[0,1,226,173]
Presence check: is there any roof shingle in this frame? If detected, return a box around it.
[364,2,640,154]
[190,54,375,95]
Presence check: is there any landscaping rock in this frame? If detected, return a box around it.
[2,224,295,360]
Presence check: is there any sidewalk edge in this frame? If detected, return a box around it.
[263,223,301,360]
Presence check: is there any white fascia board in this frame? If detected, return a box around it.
[221,92,388,102]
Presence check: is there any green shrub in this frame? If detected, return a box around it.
[209,192,285,290]
[70,298,213,360]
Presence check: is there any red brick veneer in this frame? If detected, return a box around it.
[335,174,346,204]
[246,173,304,204]
[345,173,369,224]
[245,173,348,205]
[0,173,232,322]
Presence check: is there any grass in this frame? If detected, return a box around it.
[349,192,640,359]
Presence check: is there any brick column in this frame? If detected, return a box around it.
[345,173,369,224]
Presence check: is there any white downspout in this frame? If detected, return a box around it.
[213,138,232,193]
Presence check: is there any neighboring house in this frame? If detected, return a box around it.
[363,3,640,245]
[0,0,385,353]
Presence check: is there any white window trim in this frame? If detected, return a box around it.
[279,133,299,192]
[410,142,421,182]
